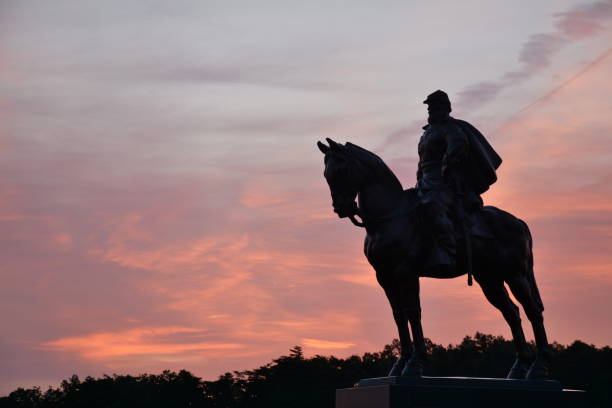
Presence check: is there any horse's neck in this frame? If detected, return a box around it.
[358,182,402,217]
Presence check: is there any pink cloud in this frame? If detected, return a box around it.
[302,338,355,350]
[41,327,244,361]
[554,1,612,39]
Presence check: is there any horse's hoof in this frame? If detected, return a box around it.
[527,347,552,380]
[401,366,422,377]
[400,358,423,377]
[506,358,530,379]
[388,356,409,377]
[526,360,550,380]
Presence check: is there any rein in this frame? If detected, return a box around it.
[348,197,420,229]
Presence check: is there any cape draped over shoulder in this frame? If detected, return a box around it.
[451,117,502,195]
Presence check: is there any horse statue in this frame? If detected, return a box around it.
[317,137,552,380]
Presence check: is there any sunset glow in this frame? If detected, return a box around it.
[1,0,611,395]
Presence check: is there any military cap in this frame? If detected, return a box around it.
[423,90,451,110]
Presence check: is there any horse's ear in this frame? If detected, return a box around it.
[317,141,330,154]
[326,137,340,150]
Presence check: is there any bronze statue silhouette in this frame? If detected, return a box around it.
[317,91,552,380]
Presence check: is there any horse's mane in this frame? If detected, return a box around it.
[344,142,403,193]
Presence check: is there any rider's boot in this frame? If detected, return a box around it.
[430,216,457,273]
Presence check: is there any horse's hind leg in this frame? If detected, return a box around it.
[507,277,552,379]
[478,278,532,379]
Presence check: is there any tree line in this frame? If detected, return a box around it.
[1,333,610,408]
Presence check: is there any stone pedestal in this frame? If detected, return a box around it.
[336,376,587,408]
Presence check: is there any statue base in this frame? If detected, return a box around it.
[336,376,587,408]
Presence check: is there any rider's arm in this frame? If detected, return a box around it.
[443,126,467,170]
[442,125,468,188]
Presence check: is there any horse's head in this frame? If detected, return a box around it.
[317,138,368,219]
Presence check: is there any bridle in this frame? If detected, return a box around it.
[347,193,421,229]
[325,142,418,229]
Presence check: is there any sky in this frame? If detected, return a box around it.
[1,0,612,395]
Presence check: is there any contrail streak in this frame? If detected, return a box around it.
[493,47,612,135]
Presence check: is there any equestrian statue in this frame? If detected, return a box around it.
[317,90,552,379]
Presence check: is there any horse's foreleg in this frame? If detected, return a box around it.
[507,277,552,379]
[479,279,532,379]
[388,303,412,376]
[381,264,415,376]
[403,306,426,377]
[400,276,427,377]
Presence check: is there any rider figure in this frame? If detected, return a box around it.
[416,90,502,270]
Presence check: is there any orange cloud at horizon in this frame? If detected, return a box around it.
[302,338,356,349]
[42,327,244,361]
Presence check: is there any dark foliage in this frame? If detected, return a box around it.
[1,334,610,408]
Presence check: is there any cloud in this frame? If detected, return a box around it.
[302,338,355,350]
[42,327,243,360]
[517,33,565,70]
[555,0,612,38]
[456,1,612,111]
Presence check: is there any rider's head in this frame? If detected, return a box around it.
[424,90,451,124]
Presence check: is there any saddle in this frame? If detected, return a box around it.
[419,201,494,281]
[465,209,494,240]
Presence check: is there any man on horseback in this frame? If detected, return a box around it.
[417,90,502,271]
[318,97,552,379]
[318,112,552,379]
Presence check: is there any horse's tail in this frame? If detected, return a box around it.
[520,219,544,312]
